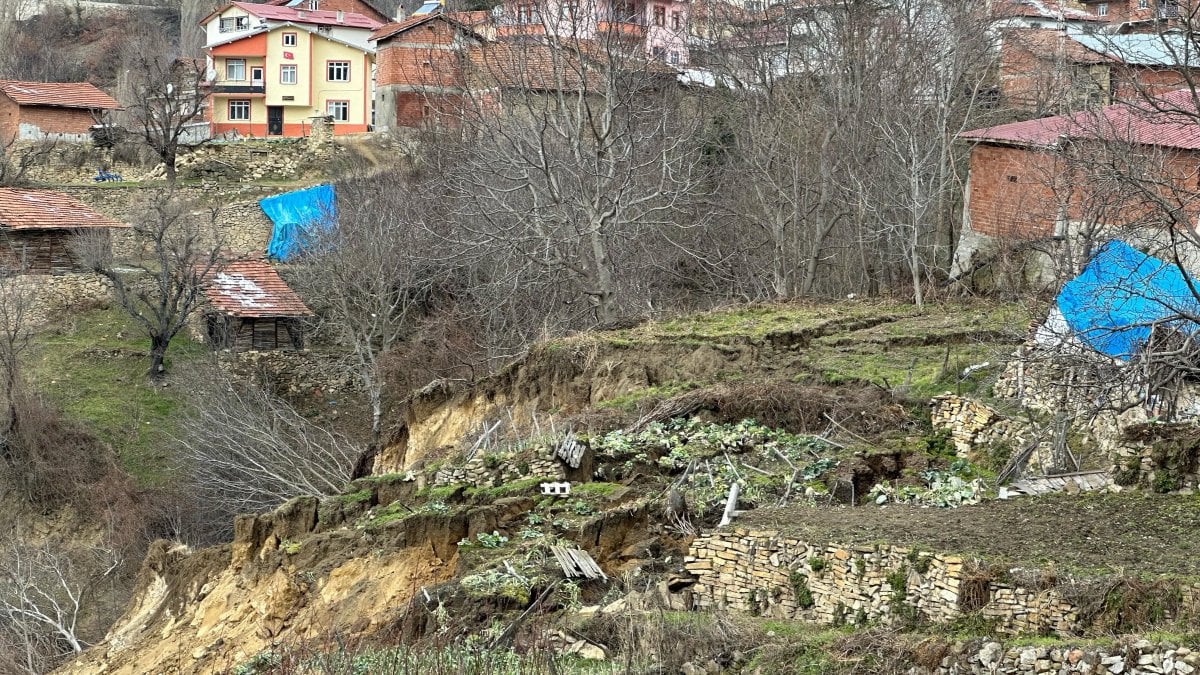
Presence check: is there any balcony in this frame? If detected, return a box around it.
[212,81,265,95]
[599,11,647,38]
[1158,0,1180,18]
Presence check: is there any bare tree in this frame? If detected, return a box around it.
[0,274,34,467]
[118,22,209,185]
[291,173,455,446]
[77,191,223,380]
[174,369,363,515]
[0,538,119,675]
[433,31,712,325]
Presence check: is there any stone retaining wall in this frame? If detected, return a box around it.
[916,639,1199,674]
[58,185,279,257]
[685,529,1197,636]
[20,272,113,326]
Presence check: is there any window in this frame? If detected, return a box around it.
[1139,0,1149,8]
[653,5,665,26]
[516,3,540,23]
[1097,2,1108,15]
[327,61,350,82]
[308,0,318,9]
[228,100,251,121]
[670,10,680,29]
[560,0,579,19]
[226,58,246,81]
[281,64,298,84]
[327,100,349,122]
[250,66,264,83]
[282,32,297,46]
[218,15,250,32]
[668,51,679,64]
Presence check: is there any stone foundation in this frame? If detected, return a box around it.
[916,639,1199,675]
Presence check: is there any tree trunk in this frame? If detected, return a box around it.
[163,152,177,186]
[148,335,169,380]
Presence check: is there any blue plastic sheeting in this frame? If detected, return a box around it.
[261,184,337,261]
[1057,240,1200,360]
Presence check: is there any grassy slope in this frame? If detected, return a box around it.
[570,299,1032,402]
[24,307,207,486]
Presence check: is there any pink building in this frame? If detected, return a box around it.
[494,0,689,65]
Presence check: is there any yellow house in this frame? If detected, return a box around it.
[202,2,382,136]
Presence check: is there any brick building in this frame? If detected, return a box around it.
[0,189,127,275]
[952,89,1200,274]
[0,81,120,146]
[372,6,677,130]
[202,257,312,351]
[999,29,1198,113]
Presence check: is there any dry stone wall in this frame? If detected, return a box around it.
[432,446,566,488]
[57,185,279,257]
[916,639,1199,675]
[685,529,1197,637]
[18,272,113,326]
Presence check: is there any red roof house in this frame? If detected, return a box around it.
[0,188,128,275]
[203,258,312,351]
[0,81,120,146]
[953,89,1200,275]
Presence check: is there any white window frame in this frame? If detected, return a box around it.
[281,64,298,85]
[327,61,351,82]
[228,99,251,121]
[226,58,246,81]
[219,15,250,32]
[283,32,298,46]
[326,100,349,122]
[1097,2,1108,16]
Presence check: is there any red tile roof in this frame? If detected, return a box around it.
[369,11,482,41]
[993,0,1104,22]
[214,2,383,30]
[0,81,119,110]
[204,258,312,318]
[0,189,127,230]
[960,89,1200,150]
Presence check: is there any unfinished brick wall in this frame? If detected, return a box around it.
[376,18,474,130]
[965,144,1064,239]
[0,94,16,146]
[17,106,97,136]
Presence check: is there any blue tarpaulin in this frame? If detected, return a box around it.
[261,184,337,261]
[1057,240,1200,360]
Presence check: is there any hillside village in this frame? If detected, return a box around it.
[5,0,1200,673]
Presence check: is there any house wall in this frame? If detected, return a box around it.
[998,35,1111,113]
[210,30,373,136]
[0,93,17,146]
[375,19,471,130]
[0,229,99,275]
[965,144,1065,239]
[1114,65,1189,99]
[208,314,305,351]
[966,140,1200,242]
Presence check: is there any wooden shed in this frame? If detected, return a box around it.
[0,188,127,274]
[203,258,312,351]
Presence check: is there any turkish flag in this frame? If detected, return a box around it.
[283,51,294,59]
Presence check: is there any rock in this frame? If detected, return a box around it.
[979,642,1003,665]
[1069,649,1085,665]
[681,663,705,675]
[602,598,629,614]
[1177,662,1195,674]
[577,605,601,616]
[191,647,207,660]
[565,640,607,660]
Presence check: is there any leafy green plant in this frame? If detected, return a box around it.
[808,557,827,573]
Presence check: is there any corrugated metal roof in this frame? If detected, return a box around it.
[960,89,1200,150]
[0,80,119,110]
[1072,33,1200,67]
[1004,28,1115,65]
[0,189,127,230]
[204,258,312,318]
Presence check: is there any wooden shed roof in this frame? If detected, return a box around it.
[204,258,312,318]
[0,189,127,230]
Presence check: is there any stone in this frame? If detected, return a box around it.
[191,647,207,660]
[681,663,704,675]
[1177,662,1195,674]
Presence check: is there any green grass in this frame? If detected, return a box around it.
[25,307,208,486]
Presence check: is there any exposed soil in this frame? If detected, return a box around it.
[742,492,1200,576]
